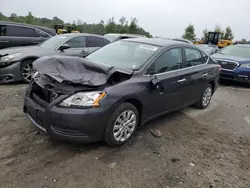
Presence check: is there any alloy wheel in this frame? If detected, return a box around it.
[22,63,35,83]
[202,87,212,107]
[113,110,137,142]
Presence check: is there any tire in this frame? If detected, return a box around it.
[20,59,36,83]
[194,84,213,109]
[105,103,139,146]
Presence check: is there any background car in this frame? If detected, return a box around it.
[0,33,110,83]
[196,44,220,55]
[24,38,220,146]
[103,33,146,42]
[0,21,56,49]
[212,44,250,86]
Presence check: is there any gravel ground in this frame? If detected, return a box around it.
[0,83,250,188]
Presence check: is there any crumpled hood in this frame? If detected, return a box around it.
[212,53,250,64]
[33,56,133,87]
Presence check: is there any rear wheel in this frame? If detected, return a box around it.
[105,103,139,146]
[21,60,36,83]
[195,84,213,109]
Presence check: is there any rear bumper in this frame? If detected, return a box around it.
[23,96,112,143]
[0,62,22,83]
[220,68,250,83]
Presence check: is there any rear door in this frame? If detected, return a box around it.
[7,25,42,47]
[145,48,188,117]
[0,25,11,49]
[183,47,214,102]
[86,36,110,55]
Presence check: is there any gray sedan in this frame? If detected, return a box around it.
[0,33,110,83]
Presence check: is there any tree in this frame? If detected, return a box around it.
[201,28,208,41]
[182,24,196,41]
[214,25,224,38]
[223,26,234,40]
[129,17,138,34]
[241,38,247,43]
[0,12,152,37]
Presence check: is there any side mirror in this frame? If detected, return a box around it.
[150,77,163,94]
[59,44,70,51]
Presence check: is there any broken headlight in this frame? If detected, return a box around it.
[60,91,106,108]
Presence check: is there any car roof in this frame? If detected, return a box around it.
[233,44,250,47]
[0,21,56,36]
[58,33,106,38]
[123,37,190,47]
[104,33,146,38]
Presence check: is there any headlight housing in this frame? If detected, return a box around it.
[0,53,22,64]
[60,91,106,108]
[241,63,250,68]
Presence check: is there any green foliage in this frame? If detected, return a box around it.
[223,26,234,40]
[0,12,152,37]
[182,24,196,41]
[201,28,208,41]
[241,38,247,43]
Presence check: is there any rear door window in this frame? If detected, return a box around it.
[184,48,204,67]
[0,25,7,36]
[7,25,39,37]
[86,36,106,47]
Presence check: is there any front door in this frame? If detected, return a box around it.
[145,48,188,118]
[61,36,89,57]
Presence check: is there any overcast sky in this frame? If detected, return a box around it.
[1,0,249,40]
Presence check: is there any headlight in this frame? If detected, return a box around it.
[60,91,106,108]
[241,63,250,68]
[0,53,22,63]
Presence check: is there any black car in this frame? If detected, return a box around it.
[104,33,146,42]
[24,38,220,146]
[0,33,110,83]
[196,44,219,55]
[0,21,56,49]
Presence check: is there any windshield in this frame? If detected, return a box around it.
[220,45,250,58]
[40,35,69,49]
[86,41,159,70]
[103,34,120,42]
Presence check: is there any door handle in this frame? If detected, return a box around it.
[202,73,208,77]
[0,41,9,43]
[33,41,40,44]
[177,78,186,83]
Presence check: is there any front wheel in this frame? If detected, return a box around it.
[105,103,139,146]
[195,84,213,109]
[21,60,36,83]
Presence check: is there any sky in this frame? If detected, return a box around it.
[1,0,250,40]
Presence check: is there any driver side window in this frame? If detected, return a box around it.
[64,36,86,48]
[149,48,183,74]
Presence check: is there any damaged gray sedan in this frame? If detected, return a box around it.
[23,38,220,146]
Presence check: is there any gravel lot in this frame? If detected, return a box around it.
[0,83,250,188]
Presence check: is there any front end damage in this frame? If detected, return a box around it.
[23,55,132,142]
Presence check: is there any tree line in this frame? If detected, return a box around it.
[0,12,152,37]
[182,24,239,42]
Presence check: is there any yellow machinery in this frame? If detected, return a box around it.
[217,39,233,48]
[195,32,232,48]
[53,25,79,34]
